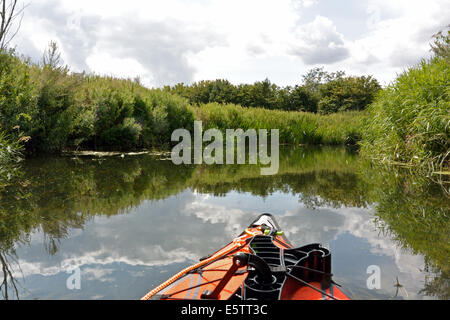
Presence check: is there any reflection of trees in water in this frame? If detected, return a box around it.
[0,154,197,299]
[420,269,449,300]
[0,250,20,300]
[0,147,448,299]
[364,166,449,300]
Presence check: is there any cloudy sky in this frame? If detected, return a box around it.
[11,0,450,87]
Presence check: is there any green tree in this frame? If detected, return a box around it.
[318,76,381,114]
[208,79,237,104]
[246,78,279,109]
[302,67,345,94]
[283,85,318,112]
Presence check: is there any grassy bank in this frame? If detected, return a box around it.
[195,103,364,145]
[2,35,447,165]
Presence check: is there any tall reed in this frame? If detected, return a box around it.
[195,102,365,145]
[361,57,449,173]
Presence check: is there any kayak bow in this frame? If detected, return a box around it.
[142,214,350,300]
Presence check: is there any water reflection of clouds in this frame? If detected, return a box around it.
[83,267,115,283]
[188,191,428,299]
[12,189,429,299]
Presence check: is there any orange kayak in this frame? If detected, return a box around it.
[142,214,350,301]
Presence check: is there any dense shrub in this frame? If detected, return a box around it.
[0,50,35,139]
[133,89,195,146]
[91,86,136,147]
[28,65,82,152]
[0,48,196,153]
[75,77,195,149]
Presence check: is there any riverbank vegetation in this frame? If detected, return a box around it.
[163,69,381,114]
[0,45,196,154]
[0,28,448,174]
[0,44,367,156]
[361,31,449,173]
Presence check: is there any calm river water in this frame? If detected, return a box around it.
[0,146,448,300]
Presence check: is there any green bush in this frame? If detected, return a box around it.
[133,89,195,146]
[361,57,449,171]
[1,48,83,154]
[0,50,35,140]
[91,87,135,147]
[28,65,81,152]
[60,76,195,150]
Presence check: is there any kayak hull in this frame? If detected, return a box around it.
[142,214,350,301]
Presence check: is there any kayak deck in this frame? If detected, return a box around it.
[142,214,350,301]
